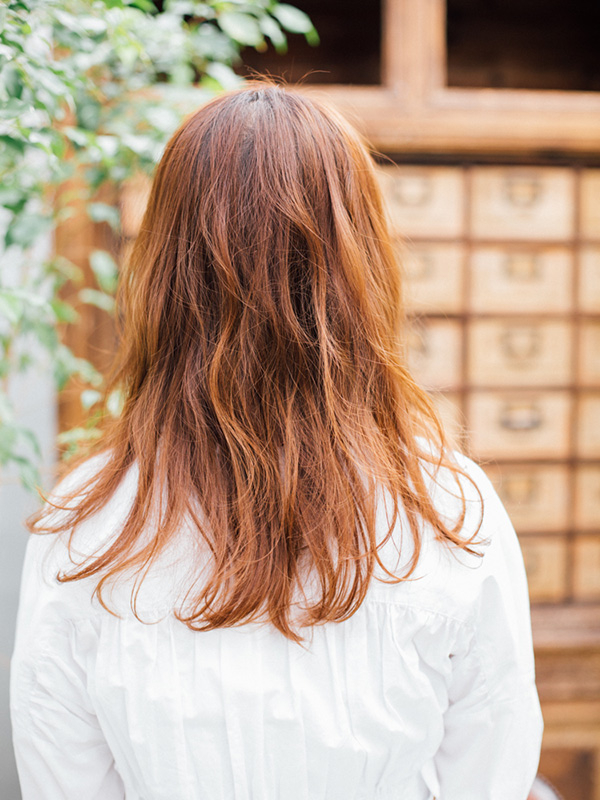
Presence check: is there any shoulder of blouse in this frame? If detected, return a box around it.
[21,444,523,635]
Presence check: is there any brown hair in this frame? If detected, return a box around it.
[29,82,482,643]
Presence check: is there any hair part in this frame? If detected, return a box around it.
[29,81,483,643]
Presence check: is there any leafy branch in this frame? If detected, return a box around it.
[0,0,318,489]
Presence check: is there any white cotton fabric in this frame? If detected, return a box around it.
[10,450,543,800]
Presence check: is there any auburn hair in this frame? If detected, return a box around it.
[29,82,483,643]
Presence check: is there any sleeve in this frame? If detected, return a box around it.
[433,456,544,800]
[10,533,126,800]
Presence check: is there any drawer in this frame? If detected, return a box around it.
[468,391,572,459]
[469,319,572,387]
[407,319,463,390]
[485,463,570,533]
[470,247,573,313]
[575,465,600,530]
[520,536,568,602]
[578,394,600,458]
[581,169,600,240]
[579,247,600,312]
[430,392,464,450]
[579,322,600,386]
[399,242,465,313]
[120,174,152,238]
[377,166,465,238]
[471,167,575,241]
[573,536,600,601]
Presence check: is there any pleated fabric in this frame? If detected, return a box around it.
[11,452,543,800]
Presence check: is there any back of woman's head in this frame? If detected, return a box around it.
[30,81,482,643]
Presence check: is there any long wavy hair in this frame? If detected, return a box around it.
[29,82,482,643]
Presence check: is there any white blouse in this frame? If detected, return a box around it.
[11,450,543,800]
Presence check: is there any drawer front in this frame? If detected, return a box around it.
[581,169,600,241]
[579,322,600,386]
[430,392,464,450]
[471,167,575,241]
[573,536,600,601]
[470,247,573,313]
[468,391,572,459]
[575,465,600,530]
[377,166,465,238]
[120,174,152,238]
[520,536,568,602]
[486,464,570,533]
[579,248,600,313]
[407,319,463,390]
[469,319,572,387]
[399,242,465,313]
[578,394,600,458]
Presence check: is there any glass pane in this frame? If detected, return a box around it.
[239,0,382,85]
[447,0,600,91]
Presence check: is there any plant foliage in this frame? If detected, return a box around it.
[0,0,317,489]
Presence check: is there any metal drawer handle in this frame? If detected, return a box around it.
[499,401,543,431]
[406,251,434,281]
[500,326,541,363]
[503,252,541,281]
[408,325,430,359]
[391,175,433,207]
[501,474,539,506]
[504,174,543,208]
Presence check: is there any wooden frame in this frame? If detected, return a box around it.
[302,0,600,156]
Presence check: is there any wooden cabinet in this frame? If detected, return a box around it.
[468,319,572,387]
[521,536,569,603]
[485,464,571,533]
[399,243,465,313]
[470,167,576,241]
[406,319,462,390]
[581,171,600,240]
[377,166,465,238]
[468,391,572,460]
[469,247,573,313]
[579,248,600,312]
[377,159,600,797]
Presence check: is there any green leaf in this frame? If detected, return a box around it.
[106,387,125,417]
[87,202,121,232]
[126,0,158,12]
[0,292,25,324]
[0,392,13,424]
[0,134,27,155]
[0,424,18,462]
[79,288,116,313]
[271,4,314,34]
[258,15,287,53]
[205,61,243,89]
[45,255,84,283]
[5,213,53,249]
[15,456,40,491]
[18,426,41,457]
[56,426,103,460]
[218,12,263,46]
[89,249,119,293]
[0,186,27,210]
[0,97,29,120]
[78,16,108,36]
[81,388,102,409]
[50,298,79,323]
[64,127,92,148]
[3,63,23,98]
[54,345,103,389]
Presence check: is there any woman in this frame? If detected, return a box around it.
[11,83,543,799]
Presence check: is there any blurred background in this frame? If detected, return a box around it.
[1,1,600,798]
